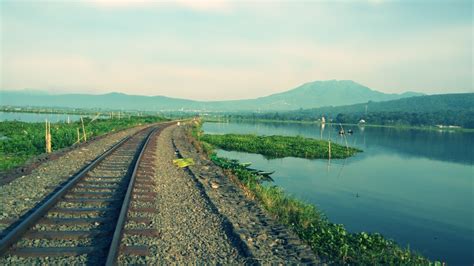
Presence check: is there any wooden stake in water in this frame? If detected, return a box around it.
[80,116,87,142]
[339,123,350,156]
[328,140,331,160]
[327,122,331,171]
[328,122,332,159]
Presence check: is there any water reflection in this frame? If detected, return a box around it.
[0,112,109,123]
[204,121,474,166]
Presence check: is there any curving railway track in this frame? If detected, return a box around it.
[0,123,171,265]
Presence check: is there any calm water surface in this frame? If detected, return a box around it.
[0,112,107,122]
[203,121,473,264]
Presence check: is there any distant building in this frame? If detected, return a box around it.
[436,125,461,129]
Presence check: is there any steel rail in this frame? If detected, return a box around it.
[105,127,160,265]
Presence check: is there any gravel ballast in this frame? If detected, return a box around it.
[172,124,319,263]
[119,125,246,264]
[121,124,318,264]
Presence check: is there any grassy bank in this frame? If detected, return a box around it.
[0,116,167,171]
[201,133,361,159]
[191,122,432,264]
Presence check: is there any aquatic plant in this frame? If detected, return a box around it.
[201,133,361,159]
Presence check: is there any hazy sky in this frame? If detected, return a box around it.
[1,0,472,100]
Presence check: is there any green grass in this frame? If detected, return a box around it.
[0,116,168,171]
[201,133,361,159]
[210,155,431,264]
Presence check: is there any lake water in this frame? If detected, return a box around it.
[0,112,107,123]
[203,121,473,264]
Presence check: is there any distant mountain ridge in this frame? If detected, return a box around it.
[1,80,424,111]
[284,93,474,116]
[238,93,474,128]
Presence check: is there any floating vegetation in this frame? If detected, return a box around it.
[201,134,361,159]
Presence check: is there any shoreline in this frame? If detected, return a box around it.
[190,121,433,264]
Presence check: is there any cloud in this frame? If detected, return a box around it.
[1,1,471,98]
[2,22,471,99]
[1,52,293,99]
[85,0,153,8]
[84,0,233,12]
[174,0,232,12]
[367,0,384,4]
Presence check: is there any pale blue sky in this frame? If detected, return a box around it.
[1,0,472,100]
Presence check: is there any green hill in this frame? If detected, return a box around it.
[233,93,474,128]
[289,93,474,114]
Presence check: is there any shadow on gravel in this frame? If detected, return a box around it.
[0,158,98,238]
[172,138,258,264]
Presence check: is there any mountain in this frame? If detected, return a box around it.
[235,80,423,110]
[0,92,200,111]
[0,80,424,111]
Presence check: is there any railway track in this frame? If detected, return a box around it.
[0,123,169,265]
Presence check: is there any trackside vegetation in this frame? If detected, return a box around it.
[0,116,167,171]
[201,134,361,159]
[192,122,432,264]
